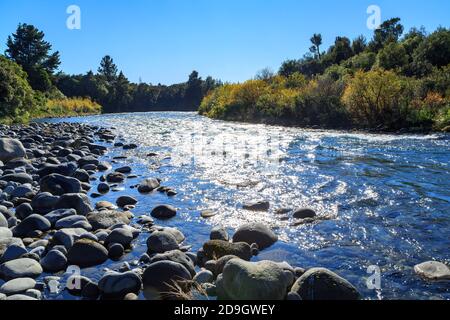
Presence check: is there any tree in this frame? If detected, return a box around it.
[376,42,408,71]
[309,34,323,59]
[327,37,353,65]
[185,70,203,108]
[414,27,450,68]
[98,55,118,82]
[369,18,404,52]
[279,59,302,77]
[255,67,275,81]
[342,69,409,128]
[352,35,367,55]
[5,23,60,91]
[0,55,37,121]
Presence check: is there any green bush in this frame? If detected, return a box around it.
[0,55,38,123]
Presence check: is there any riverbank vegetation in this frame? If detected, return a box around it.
[199,19,450,132]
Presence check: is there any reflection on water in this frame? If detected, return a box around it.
[42,112,450,300]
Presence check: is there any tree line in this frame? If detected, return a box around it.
[0,23,220,122]
[200,18,450,132]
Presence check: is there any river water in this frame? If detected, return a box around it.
[42,112,450,300]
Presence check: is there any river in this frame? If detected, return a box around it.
[41,111,450,300]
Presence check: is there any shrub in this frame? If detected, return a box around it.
[342,69,411,129]
[0,55,37,123]
[34,97,102,118]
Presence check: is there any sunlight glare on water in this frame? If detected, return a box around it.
[42,112,450,300]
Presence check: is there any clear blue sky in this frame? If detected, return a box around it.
[0,0,448,84]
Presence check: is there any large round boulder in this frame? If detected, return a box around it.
[149,250,196,277]
[104,228,133,248]
[142,261,192,292]
[203,240,252,261]
[150,205,176,220]
[67,239,108,268]
[87,210,130,230]
[98,271,142,297]
[290,267,361,300]
[0,138,26,163]
[414,261,450,281]
[146,231,179,254]
[54,193,94,216]
[232,222,278,250]
[12,214,51,238]
[0,277,36,295]
[40,249,68,272]
[216,259,293,300]
[137,178,160,193]
[0,258,43,280]
[40,174,82,196]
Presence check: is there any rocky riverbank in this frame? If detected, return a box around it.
[0,122,448,301]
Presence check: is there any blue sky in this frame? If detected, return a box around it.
[0,0,449,84]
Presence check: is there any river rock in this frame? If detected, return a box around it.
[10,185,33,198]
[242,201,270,212]
[67,239,108,268]
[98,271,142,297]
[37,162,77,178]
[150,205,176,220]
[293,208,317,219]
[0,138,27,163]
[232,222,278,250]
[290,267,361,300]
[116,196,137,208]
[0,238,24,257]
[31,192,59,215]
[0,258,43,280]
[193,270,214,285]
[0,244,27,263]
[106,172,125,183]
[40,249,68,272]
[44,208,77,226]
[0,277,36,295]
[87,210,130,230]
[162,227,185,244]
[13,214,51,238]
[55,215,92,230]
[0,227,12,239]
[149,250,196,277]
[97,162,112,171]
[0,213,7,228]
[216,259,293,300]
[146,231,179,254]
[115,166,131,174]
[54,193,93,216]
[414,261,450,281]
[137,178,160,193]
[142,260,192,292]
[14,203,33,220]
[108,243,124,259]
[97,183,110,194]
[210,227,229,241]
[104,228,133,247]
[40,174,82,195]
[203,240,252,261]
[0,173,33,184]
